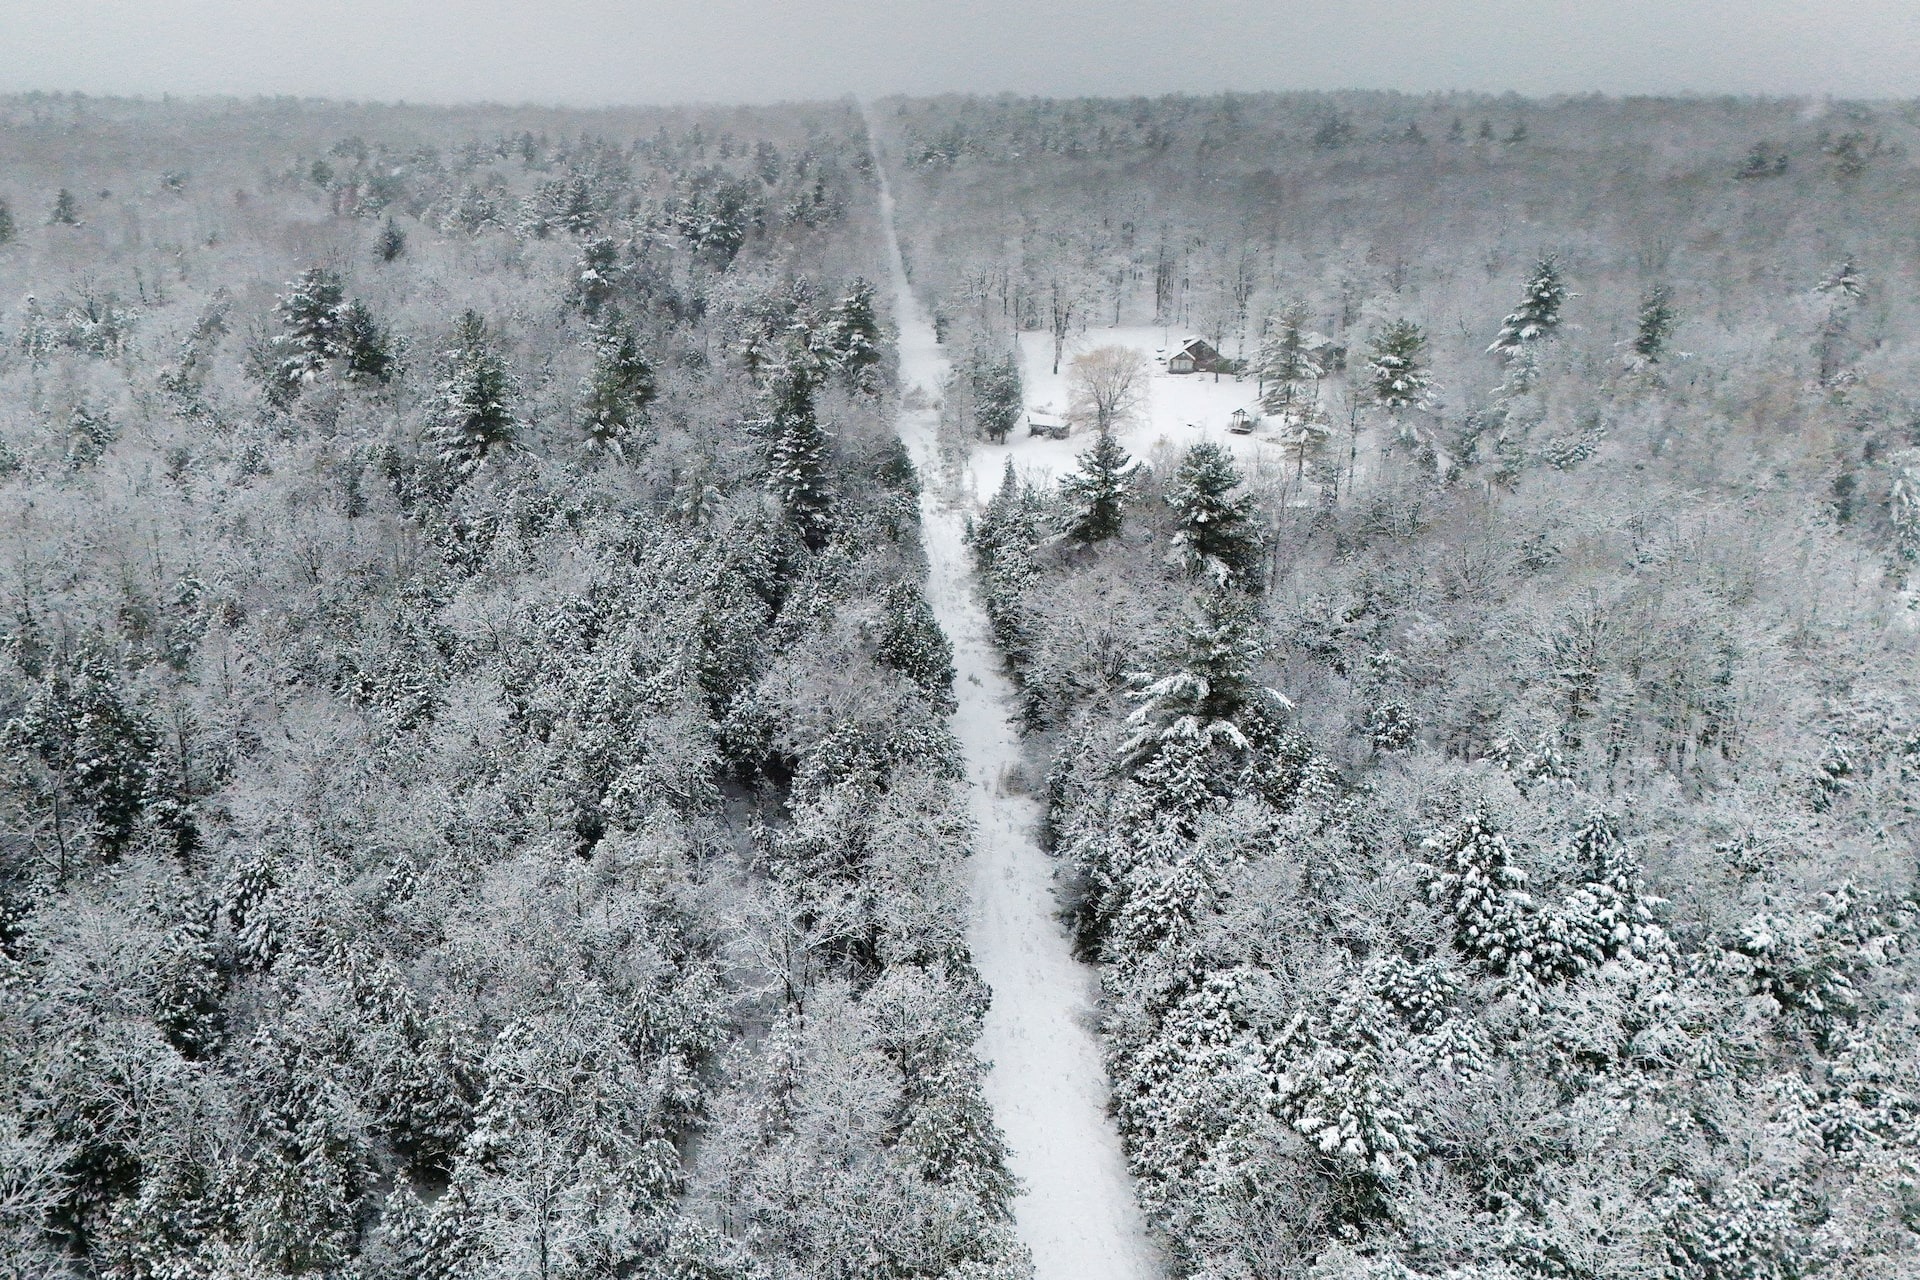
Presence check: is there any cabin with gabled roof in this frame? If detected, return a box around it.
[1166,336,1223,375]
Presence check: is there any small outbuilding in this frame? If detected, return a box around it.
[1025,408,1070,439]
[1166,336,1223,375]
[1228,407,1258,434]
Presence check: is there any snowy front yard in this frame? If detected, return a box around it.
[948,325,1337,503]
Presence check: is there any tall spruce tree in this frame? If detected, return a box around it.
[48,188,79,226]
[1257,303,1322,416]
[427,311,518,478]
[1060,427,1136,544]
[579,315,656,456]
[376,218,407,262]
[1366,319,1432,412]
[826,279,882,392]
[1488,253,1569,355]
[0,197,14,245]
[1121,591,1268,773]
[967,344,1023,443]
[1631,284,1678,364]
[874,580,956,711]
[762,364,832,548]
[270,267,348,399]
[1167,442,1263,589]
[339,300,397,384]
[571,236,620,318]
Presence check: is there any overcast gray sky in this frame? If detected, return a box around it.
[3,1,1917,105]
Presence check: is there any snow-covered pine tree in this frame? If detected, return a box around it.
[971,457,1037,575]
[1257,303,1323,417]
[1558,809,1673,970]
[1423,808,1537,974]
[1815,257,1866,382]
[1278,987,1422,1182]
[966,343,1023,442]
[1365,319,1432,412]
[1121,592,1268,774]
[48,188,79,226]
[339,300,397,384]
[578,314,656,456]
[269,266,348,401]
[0,197,14,245]
[1060,427,1136,544]
[1630,284,1678,364]
[762,365,832,548]
[1166,441,1263,588]
[825,278,882,392]
[1892,449,1920,563]
[427,310,518,479]
[571,236,621,318]
[13,644,159,858]
[970,459,1046,661]
[376,217,407,262]
[873,580,956,711]
[151,908,225,1058]
[1488,253,1569,356]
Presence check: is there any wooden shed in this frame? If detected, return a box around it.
[1025,409,1070,439]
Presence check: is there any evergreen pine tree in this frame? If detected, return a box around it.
[967,344,1023,442]
[1060,427,1136,544]
[826,278,883,392]
[970,459,1045,659]
[1365,319,1432,412]
[1121,592,1268,773]
[1892,451,1920,563]
[270,267,348,399]
[376,218,407,262]
[427,311,518,479]
[48,188,79,226]
[152,909,225,1058]
[1166,442,1263,589]
[1488,253,1569,356]
[874,580,955,711]
[578,315,656,457]
[1814,258,1866,382]
[571,236,620,318]
[339,300,398,384]
[1424,808,1537,974]
[762,366,832,548]
[1257,303,1322,416]
[973,458,1032,572]
[1630,284,1678,364]
[0,197,14,245]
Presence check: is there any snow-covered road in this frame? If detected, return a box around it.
[870,133,1163,1280]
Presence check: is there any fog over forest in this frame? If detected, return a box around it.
[1,28,1919,1280]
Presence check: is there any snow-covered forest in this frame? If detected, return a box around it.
[0,94,1023,1277]
[872,92,1920,1280]
[3,82,1920,1280]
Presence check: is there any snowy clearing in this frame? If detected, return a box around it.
[947,325,1351,503]
[876,147,1164,1280]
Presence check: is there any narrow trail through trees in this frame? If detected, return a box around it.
[869,130,1162,1280]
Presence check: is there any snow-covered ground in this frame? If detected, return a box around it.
[874,146,1164,1280]
[951,325,1323,503]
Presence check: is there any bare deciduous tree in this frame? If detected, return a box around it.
[1067,344,1148,435]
